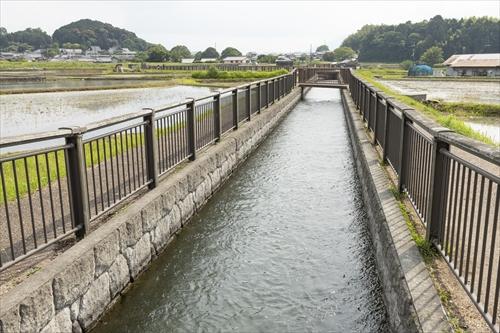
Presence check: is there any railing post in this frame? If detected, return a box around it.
[214,93,221,141]
[266,80,270,108]
[372,93,379,145]
[186,98,196,161]
[232,88,239,130]
[246,84,251,121]
[143,108,159,189]
[277,78,281,100]
[397,110,408,192]
[63,126,89,238]
[256,82,261,113]
[382,98,392,162]
[301,86,304,101]
[426,134,451,241]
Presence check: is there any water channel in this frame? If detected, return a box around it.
[93,88,389,332]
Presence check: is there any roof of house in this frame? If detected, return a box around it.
[181,58,195,63]
[200,58,218,62]
[223,56,247,61]
[443,53,500,68]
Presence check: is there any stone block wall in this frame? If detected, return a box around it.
[0,89,301,333]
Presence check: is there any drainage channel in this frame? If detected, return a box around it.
[93,88,389,332]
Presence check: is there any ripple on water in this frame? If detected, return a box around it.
[93,88,389,333]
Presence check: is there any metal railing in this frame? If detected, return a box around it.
[141,63,291,71]
[0,69,298,271]
[341,68,500,332]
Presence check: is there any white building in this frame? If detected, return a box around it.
[443,53,500,77]
[222,56,250,64]
[199,58,218,63]
[181,58,195,64]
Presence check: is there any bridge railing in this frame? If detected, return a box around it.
[341,68,500,332]
[141,63,292,71]
[0,69,298,271]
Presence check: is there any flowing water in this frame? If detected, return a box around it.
[93,88,389,332]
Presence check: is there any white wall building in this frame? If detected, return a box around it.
[443,53,500,77]
[222,56,250,64]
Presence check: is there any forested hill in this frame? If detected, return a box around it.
[341,15,500,62]
[0,19,152,52]
[52,19,151,51]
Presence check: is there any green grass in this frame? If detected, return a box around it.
[0,119,193,203]
[355,69,497,146]
[425,100,500,118]
[192,69,288,80]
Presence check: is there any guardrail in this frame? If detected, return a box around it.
[0,69,298,271]
[341,68,500,332]
[141,63,291,71]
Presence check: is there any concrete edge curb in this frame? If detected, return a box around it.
[340,89,451,333]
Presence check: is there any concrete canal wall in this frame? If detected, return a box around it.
[0,89,302,333]
[340,89,450,333]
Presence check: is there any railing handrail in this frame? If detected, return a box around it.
[0,69,298,150]
[348,68,500,165]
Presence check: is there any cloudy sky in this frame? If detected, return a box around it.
[1,1,499,53]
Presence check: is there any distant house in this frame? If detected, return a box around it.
[275,56,293,67]
[181,58,195,64]
[222,56,249,64]
[86,46,102,57]
[443,53,500,77]
[199,58,218,63]
[112,48,137,61]
[60,48,83,58]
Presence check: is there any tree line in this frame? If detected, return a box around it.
[340,15,500,63]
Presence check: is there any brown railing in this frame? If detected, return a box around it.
[341,68,500,332]
[0,69,298,271]
[141,63,291,71]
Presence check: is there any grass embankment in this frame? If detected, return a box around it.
[355,69,497,145]
[386,183,465,332]
[192,68,288,80]
[424,101,500,118]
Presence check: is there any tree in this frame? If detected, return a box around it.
[316,45,329,52]
[322,52,336,62]
[200,47,219,59]
[341,16,499,62]
[52,19,151,51]
[419,46,444,65]
[257,54,277,63]
[194,51,202,61]
[170,45,191,62]
[332,46,356,61]
[221,47,242,58]
[147,44,169,62]
[400,60,413,70]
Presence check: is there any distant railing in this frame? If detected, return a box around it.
[0,69,298,270]
[141,63,292,71]
[341,68,500,332]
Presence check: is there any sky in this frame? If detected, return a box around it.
[1,0,499,53]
